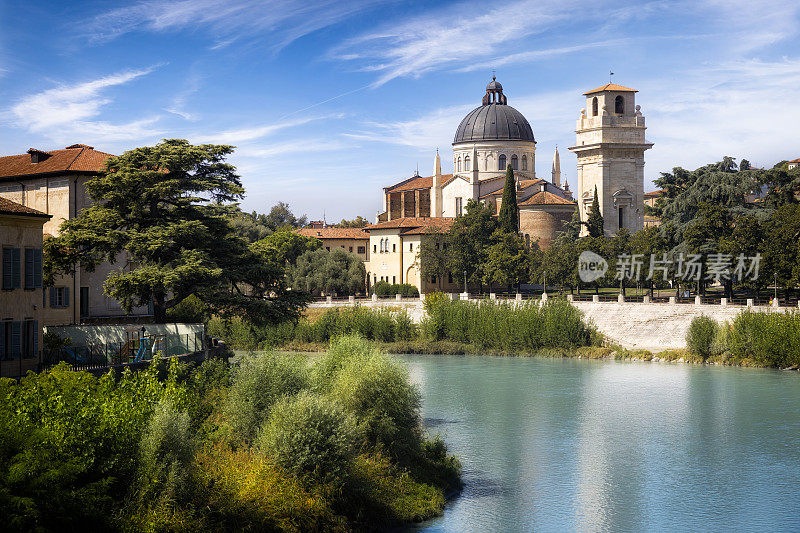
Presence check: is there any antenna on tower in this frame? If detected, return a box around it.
[609,70,615,83]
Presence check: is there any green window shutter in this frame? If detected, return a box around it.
[11,248,20,289]
[49,287,56,307]
[33,321,38,356]
[34,249,43,288]
[25,248,34,289]
[2,249,11,290]
[10,322,21,358]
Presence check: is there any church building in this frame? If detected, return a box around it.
[364,77,652,293]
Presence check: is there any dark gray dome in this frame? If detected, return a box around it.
[453,103,535,144]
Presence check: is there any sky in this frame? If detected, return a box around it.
[0,0,798,222]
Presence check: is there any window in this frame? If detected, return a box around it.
[392,276,396,284]
[522,155,527,171]
[348,246,353,252]
[592,97,598,116]
[2,248,20,290]
[23,320,37,357]
[358,246,366,254]
[499,154,507,170]
[465,156,471,171]
[457,157,462,172]
[50,287,70,308]
[80,287,89,317]
[448,272,453,284]
[455,197,463,216]
[409,243,413,251]
[618,207,624,229]
[431,275,437,283]
[511,155,518,170]
[373,244,377,253]
[615,95,624,114]
[341,245,345,249]
[24,248,42,290]
[392,243,396,253]
[325,246,330,251]
[1,321,20,360]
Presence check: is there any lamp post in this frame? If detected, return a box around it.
[463,270,467,294]
[774,272,778,301]
[543,271,547,294]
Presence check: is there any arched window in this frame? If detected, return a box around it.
[615,95,624,114]
[511,155,518,170]
[499,154,507,170]
[592,97,598,116]
[465,156,471,171]
[522,155,527,170]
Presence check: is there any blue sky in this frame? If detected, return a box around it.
[0,0,798,221]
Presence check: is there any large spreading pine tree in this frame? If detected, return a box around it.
[585,185,605,237]
[498,164,519,234]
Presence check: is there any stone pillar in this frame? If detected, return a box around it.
[592,294,600,303]
[772,298,780,308]
[372,294,378,302]
[643,295,650,304]
[395,294,402,301]
[747,298,754,307]
[326,296,332,305]
[669,296,676,305]
[460,292,470,301]
[617,294,625,303]
[541,292,548,302]
[720,298,727,306]
[420,293,426,301]
[450,293,459,300]
[490,293,497,300]
[695,295,702,305]
[516,293,523,301]
[567,294,574,303]
[348,295,355,304]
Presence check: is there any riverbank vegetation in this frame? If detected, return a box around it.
[208,297,601,354]
[687,310,800,367]
[0,337,460,532]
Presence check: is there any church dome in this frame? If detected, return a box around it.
[453,77,535,144]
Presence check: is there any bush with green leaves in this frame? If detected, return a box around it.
[256,391,358,485]
[137,399,195,504]
[223,352,309,444]
[328,344,422,463]
[727,310,800,367]
[686,316,718,359]
[373,282,419,298]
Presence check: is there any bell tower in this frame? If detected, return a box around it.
[569,83,653,236]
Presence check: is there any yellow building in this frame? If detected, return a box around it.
[0,197,50,377]
[0,144,150,325]
[295,227,370,261]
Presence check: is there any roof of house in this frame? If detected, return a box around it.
[643,189,665,197]
[0,145,113,179]
[365,217,455,234]
[296,227,368,240]
[584,83,638,95]
[518,191,576,206]
[0,197,51,218]
[789,158,800,163]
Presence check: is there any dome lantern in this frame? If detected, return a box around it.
[482,75,507,105]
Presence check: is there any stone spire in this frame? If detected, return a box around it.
[432,150,443,217]
[551,145,561,187]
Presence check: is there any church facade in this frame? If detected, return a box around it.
[364,77,652,293]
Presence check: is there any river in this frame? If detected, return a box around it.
[400,355,800,532]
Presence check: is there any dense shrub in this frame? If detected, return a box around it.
[256,392,358,485]
[373,282,419,298]
[727,310,800,367]
[330,351,422,464]
[295,307,417,344]
[686,316,718,359]
[223,352,309,444]
[312,334,380,390]
[137,399,195,504]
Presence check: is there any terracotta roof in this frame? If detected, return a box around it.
[296,227,368,240]
[789,158,800,163]
[643,189,665,197]
[366,217,455,234]
[0,145,113,179]
[584,83,638,95]
[518,191,576,206]
[403,218,455,235]
[0,197,51,218]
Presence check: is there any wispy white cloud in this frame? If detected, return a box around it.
[85,0,390,52]
[7,67,163,143]
[199,113,345,145]
[165,74,201,121]
[331,0,579,86]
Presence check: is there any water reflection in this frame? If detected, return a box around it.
[404,356,800,533]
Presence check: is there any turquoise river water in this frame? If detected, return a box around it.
[400,355,800,532]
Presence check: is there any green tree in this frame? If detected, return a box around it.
[762,204,800,298]
[446,199,498,289]
[263,201,307,230]
[585,186,604,237]
[482,230,529,291]
[289,248,366,295]
[252,228,321,265]
[417,235,450,291]
[498,164,519,233]
[336,216,369,228]
[44,139,308,324]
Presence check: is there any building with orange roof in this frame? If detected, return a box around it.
[295,226,370,261]
[788,158,800,170]
[0,144,150,325]
[0,197,50,376]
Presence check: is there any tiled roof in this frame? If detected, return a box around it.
[365,217,455,234]
[0,197,51,218]
[403,218,455,235]
[296,227,368,240]
[584,83,638,95]
[518,191,576,206]
[789,158,800,163]
[0,145,113,179]
[643,189,665,197]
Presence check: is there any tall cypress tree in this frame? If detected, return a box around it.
[585,185,604,237]
[498,164,519,233]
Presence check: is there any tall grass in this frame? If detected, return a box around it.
[686,310,800,367]
[421,298,599,351]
